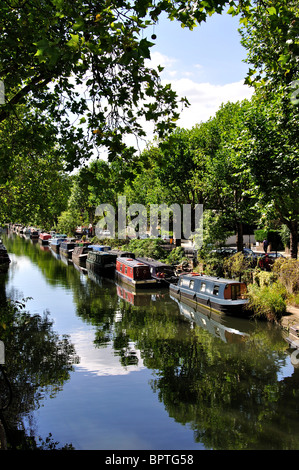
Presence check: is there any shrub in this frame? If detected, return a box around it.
[198,252,225,277]
[223,252,252,281]
[272,258,299,294]
[126,238,168,259]
[252,270,277,288]
[246,281,287,322]
[165,247,187,265]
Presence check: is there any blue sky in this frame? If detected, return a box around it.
[144,11,254,131]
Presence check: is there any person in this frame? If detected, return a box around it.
[263,238,269,253]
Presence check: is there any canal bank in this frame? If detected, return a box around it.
[282,304,299,330]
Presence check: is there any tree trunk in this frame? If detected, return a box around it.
[289,220,298,259]
[236,221,243,252]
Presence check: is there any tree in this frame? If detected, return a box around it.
[0,0,264,170]
[242,94,299,258]
[239,0,299,98]
[0,109,71,227]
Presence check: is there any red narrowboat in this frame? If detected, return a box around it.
[39,233,52,245]
[115,258,157,288]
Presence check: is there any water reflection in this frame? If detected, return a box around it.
[1,232,299,450]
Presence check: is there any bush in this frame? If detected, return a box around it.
[272,258,299,294]
[126,238,168,259]
[198,252,225,277]
[165,247,186,265]
[246,281,287,322]
[223,252,252,281]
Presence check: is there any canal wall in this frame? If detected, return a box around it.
[282,305,299,330]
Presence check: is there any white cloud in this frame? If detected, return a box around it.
[169,78,254,127]
[148,51,178,72]
[146,51,254,129]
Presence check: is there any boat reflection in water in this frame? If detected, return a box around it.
[171,295,250,344]
[116,281,167,307]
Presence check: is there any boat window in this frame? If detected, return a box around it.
[189,280,194,289]
[213,285,219,296]
[125,266,127,274]
[200,282,206,292]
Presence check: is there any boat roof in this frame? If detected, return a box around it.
[136,257,171,268]
[180,273,245,284]
[117,257,148,267]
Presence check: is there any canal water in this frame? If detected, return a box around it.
[1,232,299,450]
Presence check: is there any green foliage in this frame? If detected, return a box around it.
[246,282,287,322]
[239,0,299,95]
[126,238,168,259]
[165,247,186,265]
[272,258,299,294]
[56,209,80,236]
[279,225,291,248]
[223,252,252,280]
[254,229,283,250]
[254,229,268,243]
[198,252,225,278]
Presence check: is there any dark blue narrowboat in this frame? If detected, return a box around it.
[49,234,67,252]
[86,250,117,275]
[169,273,249,316]
[87,245,111,252]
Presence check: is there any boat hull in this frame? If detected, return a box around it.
[170,274,249,317]
[86,251,117,276]
[115,270,157,288]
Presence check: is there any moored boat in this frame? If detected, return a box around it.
[30,230,39,239]
[86,250,117,275]
[87,244,111,252]
[110,249,135,259]
[72,244,91,267]
[49,234,67,252]
[39,233,52,245]
[60,240,76,259]
[136,257,178,285]
[169,273,249,316]
[115,257,157,288]
[0,241,11,272]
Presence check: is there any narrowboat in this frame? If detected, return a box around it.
[72,245,91,267]
[39,233,52,245]
[60,240,76,259]
[110,250,135,259]
[0,241,11,272]
[87,245,111,252]
[49,234,67,252]
[86,250,117,276]
[136,257,178,285]
[30,230,39,239]
[169,273,249,316]
[115,257,157,288]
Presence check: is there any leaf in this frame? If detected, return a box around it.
[267,6,276,16]
[67,34,80,49]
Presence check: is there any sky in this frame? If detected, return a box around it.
[138,11,254,140]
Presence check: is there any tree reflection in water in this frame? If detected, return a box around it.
[0,284,79,449]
